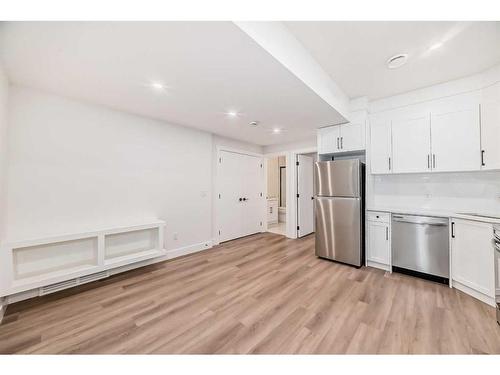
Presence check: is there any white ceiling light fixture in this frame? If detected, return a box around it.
[272,128,282,134]
[150,81,166,91]
[386,54,409,69]
[249,121,259,127]
[225,110,239,118]
[429,42,443,51]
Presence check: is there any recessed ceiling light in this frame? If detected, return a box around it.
[249,121,259,127]
[150,82,166,91]
[272,128,282,134]
[429,42,443,51]
[386,54,408,69]
[225,110,239,118]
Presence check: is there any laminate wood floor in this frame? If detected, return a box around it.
[1,233,499,354]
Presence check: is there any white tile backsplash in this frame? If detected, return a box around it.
[371,171,500,214]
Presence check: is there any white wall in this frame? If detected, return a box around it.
[0,64,9,242]
[6,86,214,252]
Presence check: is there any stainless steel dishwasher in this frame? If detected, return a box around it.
[392,214,449,284]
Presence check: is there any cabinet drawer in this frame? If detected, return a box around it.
[366,211,390,223]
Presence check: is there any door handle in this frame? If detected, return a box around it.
[481,150,486,167]
[239,198,243,202]
[243,197,248,201]
[451,221,455,238]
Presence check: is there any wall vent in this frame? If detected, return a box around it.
[39,270,109,296]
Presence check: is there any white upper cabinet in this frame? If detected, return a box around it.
[480,83,500,170]
[391,114,431,173]
[369,119,392,174]
[368,91,483,175]
[340,121,365,152]
[317,113,366,155]
[430,106,481,172]
[317,126,340,154]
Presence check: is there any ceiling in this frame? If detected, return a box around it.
[0,22,344,146]
[285,21,500,100]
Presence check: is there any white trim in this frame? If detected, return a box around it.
[216,145,263,158]
[452,280,496,307]
[366,260,391,272]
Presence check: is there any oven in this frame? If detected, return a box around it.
[494,224,500,325]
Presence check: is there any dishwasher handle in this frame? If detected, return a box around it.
[392,215,448,226]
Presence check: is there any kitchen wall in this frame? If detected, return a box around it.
[5,85,214,252]
[367,64,500,214]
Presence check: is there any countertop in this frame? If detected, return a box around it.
[366,206,500,224]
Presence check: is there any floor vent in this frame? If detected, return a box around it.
[39,271,110,296]
[40,279,78,295]
[79,271,108,284]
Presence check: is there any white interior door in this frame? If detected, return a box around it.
[391,114,431,173]
[297,154,314,237]
[218,151,244,242]
[218,150,264,242]
[241,154,264,236]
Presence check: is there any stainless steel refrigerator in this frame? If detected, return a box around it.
[314,159,364,267]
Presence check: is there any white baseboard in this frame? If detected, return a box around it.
[4,239,214,305]
[452,280,496,307]
[366,260,391,272]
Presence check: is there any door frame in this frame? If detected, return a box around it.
[214,146,265,245]
[264,146,317,239]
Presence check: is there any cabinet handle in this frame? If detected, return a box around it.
[336,137,340,149]
[432,154,436,169]
[340,137,343,149]
[386,227,388,241]
[481,150,486,167]
[427,154,430,169]
[388,157,391,171]
[270,206,272,213]
[239,198,243,202]
[451,221,455,238]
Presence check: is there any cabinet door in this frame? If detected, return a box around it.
[370,119,392,174]
[391,114,431,173]
[340,122,365,152]
[431,107,481,172]
[367,221,390,266]
[451,219,495,299]
[480,101,500,170]
[318,126,340,154]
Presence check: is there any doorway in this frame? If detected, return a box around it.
[266,155,287,236]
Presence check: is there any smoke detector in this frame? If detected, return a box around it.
[386,54,408,69]
[249,121,259,127]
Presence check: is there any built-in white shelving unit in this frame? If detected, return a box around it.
[0,221,166,297]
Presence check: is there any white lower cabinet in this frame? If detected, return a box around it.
[366,211,391,271]
[451,218,495,306]
[267,199,278,225]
